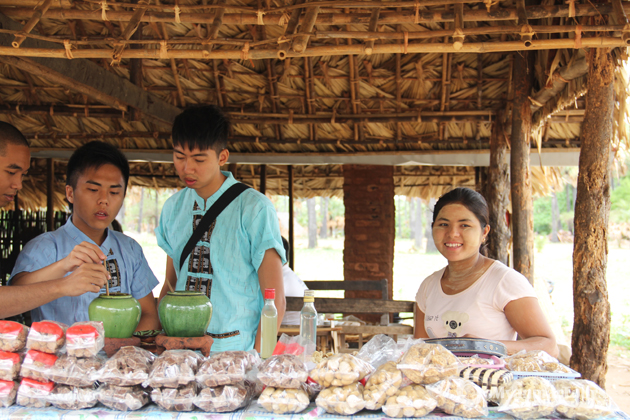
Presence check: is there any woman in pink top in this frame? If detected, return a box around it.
[414,188,558,357]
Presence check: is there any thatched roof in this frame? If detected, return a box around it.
[0,0,627,208]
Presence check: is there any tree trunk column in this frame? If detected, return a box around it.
[343,165,395,322]
[510,51,535,284]
[570,48,614,388]
[488,115,510,264]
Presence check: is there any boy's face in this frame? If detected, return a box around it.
[0,144,30,208]
[66,163,125,242]
[173,145,229,199]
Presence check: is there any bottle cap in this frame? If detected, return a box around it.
[304,290,314,302]
[264,288,275,299]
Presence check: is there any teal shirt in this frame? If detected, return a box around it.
[155,171,286,352]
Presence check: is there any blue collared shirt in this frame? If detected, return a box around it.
[155,171,286,352]
[9,217,159,326]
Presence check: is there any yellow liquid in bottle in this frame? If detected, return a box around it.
[261,307,278,359]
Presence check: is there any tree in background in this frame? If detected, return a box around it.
[307,198,317,248]
[319,197,328,239]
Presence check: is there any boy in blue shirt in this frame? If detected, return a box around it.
[10,141,160,329]
[155,105,286,352]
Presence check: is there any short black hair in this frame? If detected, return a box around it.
[66,141,130,192]
[0,121,29,155]
[172,105,229,153]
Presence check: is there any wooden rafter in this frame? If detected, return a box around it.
[11,0,53,48]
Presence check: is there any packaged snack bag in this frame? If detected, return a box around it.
[66,322,104,358]
[0,351,21,381]
[20,349,57,382]
[16,378,53,408]
[26,321,67,354]
[0,321,28,352]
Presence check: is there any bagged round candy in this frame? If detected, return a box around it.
[16,378,53,408]
[398,343,459,385]
[497,376,558,419]
[426,377,488,418]
[258,385,310,414]
[310,354,374,387]
[26,321,67,354]
[20,350,57,382]
[382,385,437,418]
[66,322,104,358]
[0,380,17,408]
[0,322,28,352]
[0,351,21,381]
[554,379,614,420]
[363,361,403,410]
[257,354,308,389]
[316,382,366,415]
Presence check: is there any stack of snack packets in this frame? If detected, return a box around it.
[0,322,28,404]
[145,350,203,411]
[194,350,261,412]
[257,335,312,414]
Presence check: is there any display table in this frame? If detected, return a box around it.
[0,403,628,420]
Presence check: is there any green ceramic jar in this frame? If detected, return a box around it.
[158,291,212,337]
[88,293,141,339]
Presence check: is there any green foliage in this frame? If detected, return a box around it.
[610,313,630,350]
[610,176,630,223]
[534,235,547,253]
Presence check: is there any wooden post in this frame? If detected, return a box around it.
[510,50,535,284]
[260,164,266,194]
[46,158,54,232]
[570,48,614,388]
[487,115,510,264]
[288,165,295,269]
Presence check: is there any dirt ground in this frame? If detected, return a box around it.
[606,347,630,414]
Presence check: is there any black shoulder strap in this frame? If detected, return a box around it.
[179,183,250,270]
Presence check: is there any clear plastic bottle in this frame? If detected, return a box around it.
[260,288,278,359]
[300,290,317,348]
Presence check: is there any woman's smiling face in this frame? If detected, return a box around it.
[432,203,490,263]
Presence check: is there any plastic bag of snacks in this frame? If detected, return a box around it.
[258,385,310,414]
[0,351,21,381]
[0,321,28,352]
[151,383,197,412]
[257,354,308,389]
[426,377,488,418]
[16,378,53,408]
[497,376,559,419]
[0,380,17,408]
[382,385,437,418]
[49,385,98,410]
[66,322,104,358]
[459,367,513,404]
[316,382,366,415]
[26,321,67,354]
[20,350,57,382]
[363,361,403,410]
[48,355,104,387]
[504,349,573,373]
[144,350,202,388]
[356,334,400,369]
[554,379,615,420]
[100,346,156,386]
[398,343,460,385]
[310,354,374,387]
[194,380,256,412]
[196,351,261,387]
[98,384,149,411]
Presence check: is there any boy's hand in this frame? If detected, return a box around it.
[61,242,106,273]
[59,263,110,296]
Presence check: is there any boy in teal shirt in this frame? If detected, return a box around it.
[155,106,286,352]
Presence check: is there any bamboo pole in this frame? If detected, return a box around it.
[530,59,588,112]
[365,8,380,55]
[291,5,319,53]
[3,2,627,26]
[111,0,150,64]
[453,3,464,50]
[284,0,305,37]
[12,0,54,49]
[612,0,630,45]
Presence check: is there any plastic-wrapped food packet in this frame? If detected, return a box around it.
[0,380,17,408]
[194,380,256,412]
[151,383,197,412]
[144,350,202,388]
[316,382,366,415]
[364,361,403,410]
[257,354,308,389]
[459,367,513,404]
[258,385,310,414]
[503,349,572,373]
[100,346,156,386]
[196,350,261,388]
[16,378,53,408]
[382,385,437,418]
[26,321,67,354]
[97,384,149,411]
[0,351,21,381]
[554,379,615,420]
[49,385,98,410]
[20,349,57,382]
[310,354,374,387]
[0,322,28,352]
[66,322,104,358]
[497,376,558,419]
[356,334,400,369]
[48,355,104,387]
[398,343,460,385]
[426,377,488,418]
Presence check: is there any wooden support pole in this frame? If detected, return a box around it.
[291,5,320,53]
[570,48,614,388]
[284,0,305,37]
[11,0,53,48]
[111,0,150,65]
[487,114,509,265]
[510,50,535,284]
[260,164,267,194]
[46,158,54,232]
[453,3,464,50]
[365,9,380,55]
[288,164,295,269]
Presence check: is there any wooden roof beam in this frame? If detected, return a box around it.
[292,4,320,53]
[530,58,587,112]
[0,12,180,125]
[365,8,380,55]
[11,0,53,49]
[111,0,150,65]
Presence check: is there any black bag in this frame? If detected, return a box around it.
[179,183,250,270]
